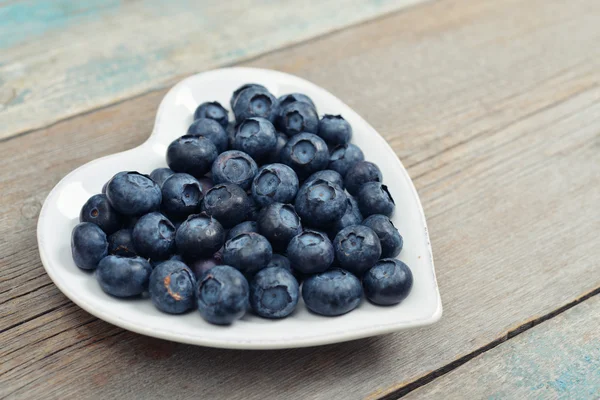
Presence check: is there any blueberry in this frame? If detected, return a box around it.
[232,117,277,161]
[197,177,214,194]
[276,101,319,136]
[286,230,334,274]
[250,267,299,318]
[176,213,225,261]
[317,115,352,146]
[172,219,184,231]
[161,173,203,218]
[233,87,278,123]
[149,167,175,188]
[344,161,382,195]
[96,255,152,297]
[246,195,261,221]
[304,169,344,189]
[122,215,139,229]
[362,214,403,258]
[328,144,365,177]
[187,118,229,153]
[71,222,108,270]
[330,195,363,237]
[197,265,249,325]
[168,254,185,263]
[363,259,413,305]
[132,212,176,260]
[166,135,218,179]
[277,93,316,111]
[187,248,223,278]
[230,83,267,109]
[280,133,329,179]
[227,220,259,241]
[267,253,292,272]
[108,229,137,257]
[201,183,250,228]
[101,181,108,194]
[294,179,347,228]
[227,121,236,148]
[79,194,122,234]
[251,163,299,207]
[149,260,196,314]
[257,203,302,251]
[211,150,258,190]
[265,132,288,164]
[106,171,162,215]
[189,256,219,279]
[333,225,381,276]
[194,101,229,128]
[223,232,272,276]
[302,268,362,316]
[357,182,395,217]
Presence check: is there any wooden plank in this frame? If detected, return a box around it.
[404,295,600,399]
[2,0,600,398]
[0,0,428,139]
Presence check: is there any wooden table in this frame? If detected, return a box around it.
[1,0,599,398]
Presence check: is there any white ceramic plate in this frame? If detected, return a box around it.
[37,67,442,349]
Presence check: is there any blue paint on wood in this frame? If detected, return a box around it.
[484,317,600,400]
[65,45,172,98]
[9,89,31,106]
[223,48,247,60]
[0,0,416,138]
[0,0,122,49]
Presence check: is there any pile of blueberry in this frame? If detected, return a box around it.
[71,83,413,325]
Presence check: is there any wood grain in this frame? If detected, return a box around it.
[2,0,600,398]
[0,0,428,139]
[404,295,600,399]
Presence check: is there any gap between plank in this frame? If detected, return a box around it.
[0,0,435,144]
[0,303,69,334]
[378,286,600,399]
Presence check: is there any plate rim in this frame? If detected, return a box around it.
[37,67,442,350]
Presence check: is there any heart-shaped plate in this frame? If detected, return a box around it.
[37,67,442,349]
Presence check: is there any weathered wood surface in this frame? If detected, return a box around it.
[2,0,600,398]
[0,0,428,139]
[405,295,600,400]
